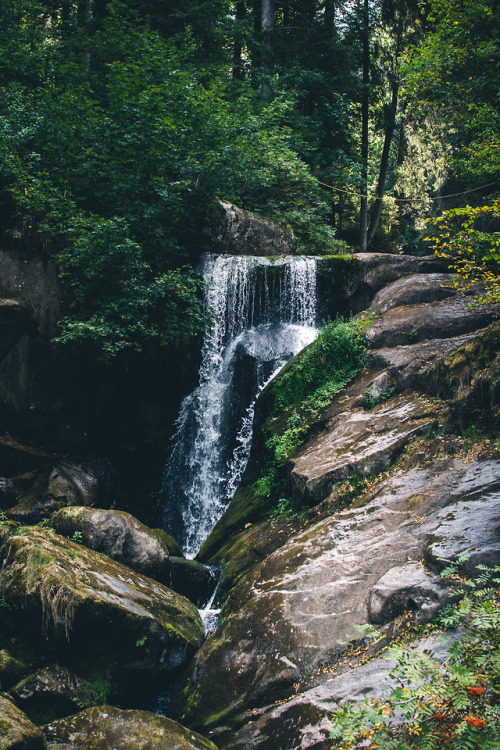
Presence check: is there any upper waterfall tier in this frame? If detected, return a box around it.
[160,254,318,558]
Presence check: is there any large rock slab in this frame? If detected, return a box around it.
[366,296,492,349]
[172,454,500,733]
[289,393,438,507]
[225,631,460,750]
[370,273,457,314]
[44,706,217,750]
[367,333,478,391]
[0,527,204,690]
[0,694,47,750]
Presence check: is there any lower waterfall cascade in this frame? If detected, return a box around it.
[160,252,318,559]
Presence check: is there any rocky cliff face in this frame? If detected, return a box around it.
[172,265,499,749]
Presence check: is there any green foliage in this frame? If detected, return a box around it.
[80,676,113,708]
[272,318,367,413]
[71,531,83,544]
[404,0,500,187]
[425,200,500,310]
[329,565,500,749]
[250,319,367,517]
[363,386,397,411]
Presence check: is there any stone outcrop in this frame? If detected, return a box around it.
[369,273,457,313]
[173,453,500,737]
[208,200,296,256]
[43,706,218,750]
[365,295,492,349]
[225,630,461,750]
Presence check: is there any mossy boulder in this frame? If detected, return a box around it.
[43,706,217,750]
[0,694,46,750]
[152,528,183,558]
[0,527,204,695]
[50,507,171,581]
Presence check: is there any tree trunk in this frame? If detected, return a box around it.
[359,0,370,251]
[366,81,399,248]
[232,0,246,81]
[261,0,275,101]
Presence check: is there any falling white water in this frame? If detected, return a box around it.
[161,253,317,558]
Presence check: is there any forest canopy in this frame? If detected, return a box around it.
[0,0,498,360]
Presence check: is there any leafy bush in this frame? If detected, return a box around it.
[425,200,500,310]
[329,564,500,749]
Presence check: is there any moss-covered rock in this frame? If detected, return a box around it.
[152,528,183,558]
[43,706,217,750]
[50,507,170,581]
[0,527,204,695]
[0,694,46,750]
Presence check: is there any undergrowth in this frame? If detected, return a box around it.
[255,318,367,518]
[329,562,500,749]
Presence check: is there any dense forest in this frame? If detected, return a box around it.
[1,0,498,363]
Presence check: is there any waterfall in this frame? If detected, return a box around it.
[161,253,318,558]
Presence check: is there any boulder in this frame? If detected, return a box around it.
[368,563,453,625]
[207,200,295,256]
[0,694,47,750]
[365,296,492,350]
[43,706,218,750]
[152,528,183,558]
[171,454,500,732]
[0,527,204,693]
[289,392,438,507]
[167,558,217,608]
[370,273,457,314]
[9,665,86,725]
[5,459,112,523]
[50,507,170,581]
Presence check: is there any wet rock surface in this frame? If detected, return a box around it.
[365,295,492,349]
[289,393,438,506]
[369,273,457,314]
[44,706,218,750]
[172,453,500,734]
[225,630,461,750]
